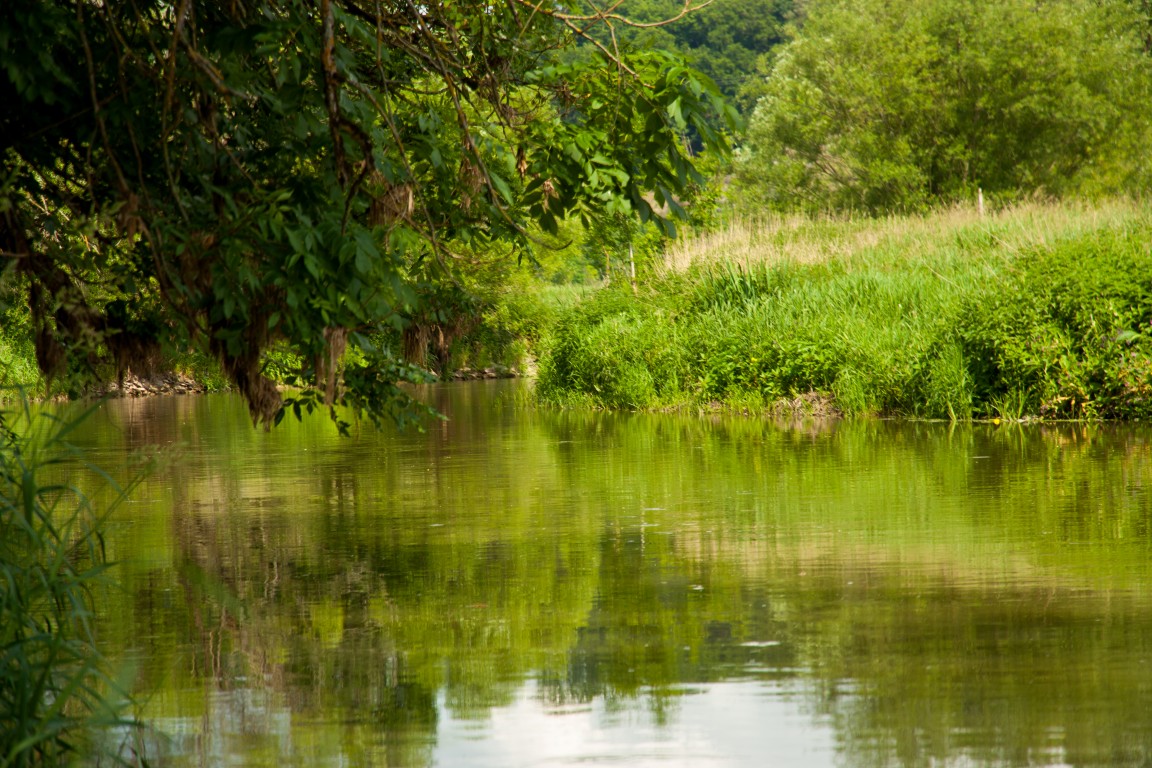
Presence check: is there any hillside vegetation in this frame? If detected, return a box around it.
[537,200,1152,420]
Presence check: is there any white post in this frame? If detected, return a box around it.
[978,187,985,217]
[629,244,637,295]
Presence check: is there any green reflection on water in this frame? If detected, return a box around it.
[73,382,1152,767]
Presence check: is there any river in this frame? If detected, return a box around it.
[71,381,1152,767]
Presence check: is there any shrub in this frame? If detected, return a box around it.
[537,284,690,408]
[955,226,1152,418]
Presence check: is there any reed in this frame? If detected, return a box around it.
[0,396,147,766]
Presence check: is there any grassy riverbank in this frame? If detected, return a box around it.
[537,200,1152,420]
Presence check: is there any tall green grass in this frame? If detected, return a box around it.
[0,397,146,766]
[538,200,1152,419]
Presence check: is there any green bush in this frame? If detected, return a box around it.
[954,226,1152,418]
[538,285,687,408]
[0,283,38,391]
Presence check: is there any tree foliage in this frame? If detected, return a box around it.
[578,0,793,110]
[0,0,735,427]
[737,0,1152,213]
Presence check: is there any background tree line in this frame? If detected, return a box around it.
[735,0,1152,213]
[562,0,1152,214]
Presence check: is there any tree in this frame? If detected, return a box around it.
[736,0,1152,213]
[0,0,736,428]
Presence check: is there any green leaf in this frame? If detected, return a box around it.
[489,173,513,204]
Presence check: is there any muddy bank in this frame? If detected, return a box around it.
[98,365,522,398]
[93,372,208,398]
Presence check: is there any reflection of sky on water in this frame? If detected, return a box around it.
[136,678,841,768]
[434,679,838,768]
[138,674,1081,768]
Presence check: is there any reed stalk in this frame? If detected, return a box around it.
[0,395,147,767]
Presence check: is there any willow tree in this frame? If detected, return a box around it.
[0,0,735,426]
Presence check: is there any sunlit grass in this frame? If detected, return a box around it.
[662,198,1148,273]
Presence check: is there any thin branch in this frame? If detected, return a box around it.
[76,2,130,197]
[547,0,713,27]
[160,0,193,221]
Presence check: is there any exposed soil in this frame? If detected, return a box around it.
[449,364,520,381]
[92,372,208,398]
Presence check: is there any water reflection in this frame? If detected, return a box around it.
[73,383,1152,767]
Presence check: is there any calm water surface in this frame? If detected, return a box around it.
[73,381,1152,767]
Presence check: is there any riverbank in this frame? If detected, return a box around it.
[93,371,208,397]
[536,199,1152,421]
[6,200,1150,421]
[0,364,526,404]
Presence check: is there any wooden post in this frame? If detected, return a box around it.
[978,187,985,217]
[629,244,637,295]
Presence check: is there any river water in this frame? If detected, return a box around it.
[72,381,1152,767]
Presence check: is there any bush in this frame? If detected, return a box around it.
[538,285,687,408]
[0,282,38,391]
[954,226,1152,418]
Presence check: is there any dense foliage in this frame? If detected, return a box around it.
[0,0,734,426]
[736,0,1152,213]
[956,229,1152,419]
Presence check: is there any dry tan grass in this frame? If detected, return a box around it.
[661,198,1147,273]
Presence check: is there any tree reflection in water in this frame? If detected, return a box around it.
[70,383,1152,768]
